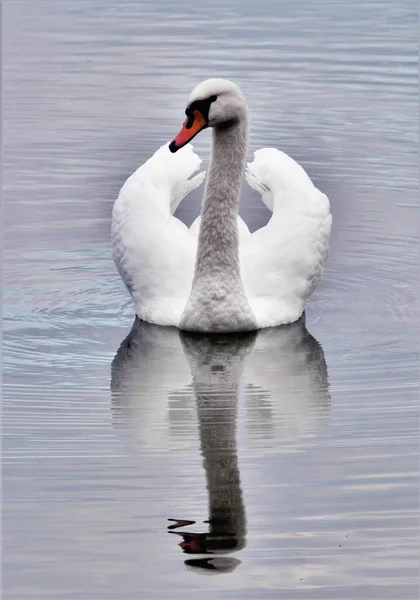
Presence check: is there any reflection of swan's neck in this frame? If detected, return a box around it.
[195,376,246,550]
[194,118,248,281]
[182,334,256,552]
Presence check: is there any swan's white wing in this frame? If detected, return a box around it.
[112,143,205,326]
[242,148,332,327]
[190,214,251,239]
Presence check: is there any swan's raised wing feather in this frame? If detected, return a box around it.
[242,148,332,327]
[171,170,206,214]
[112,143,205,326]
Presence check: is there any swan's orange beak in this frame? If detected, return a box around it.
[169,110,207,153]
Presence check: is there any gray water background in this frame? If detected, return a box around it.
[3,1,418,599]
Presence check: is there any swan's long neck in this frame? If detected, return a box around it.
[180,115,257,332]
[194,119,248,281]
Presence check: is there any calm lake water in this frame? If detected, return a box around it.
[3,1,418,599]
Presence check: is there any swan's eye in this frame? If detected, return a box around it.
[209,95,217,103]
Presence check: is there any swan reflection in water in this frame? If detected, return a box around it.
[111,316,330,574]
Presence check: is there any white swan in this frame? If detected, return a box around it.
[112,78,332,332]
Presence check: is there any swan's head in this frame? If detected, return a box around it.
[169,78,247,153]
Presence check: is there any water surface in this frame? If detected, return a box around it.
[3,1,418,599]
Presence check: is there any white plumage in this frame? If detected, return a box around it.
[112,143,331,329]
[112,143,202,327]
[242,148,332,327]
[112,79,332,331]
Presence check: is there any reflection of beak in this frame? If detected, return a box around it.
[178,534,208,554]
[169,531,209,554]
[169,110,207,153]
